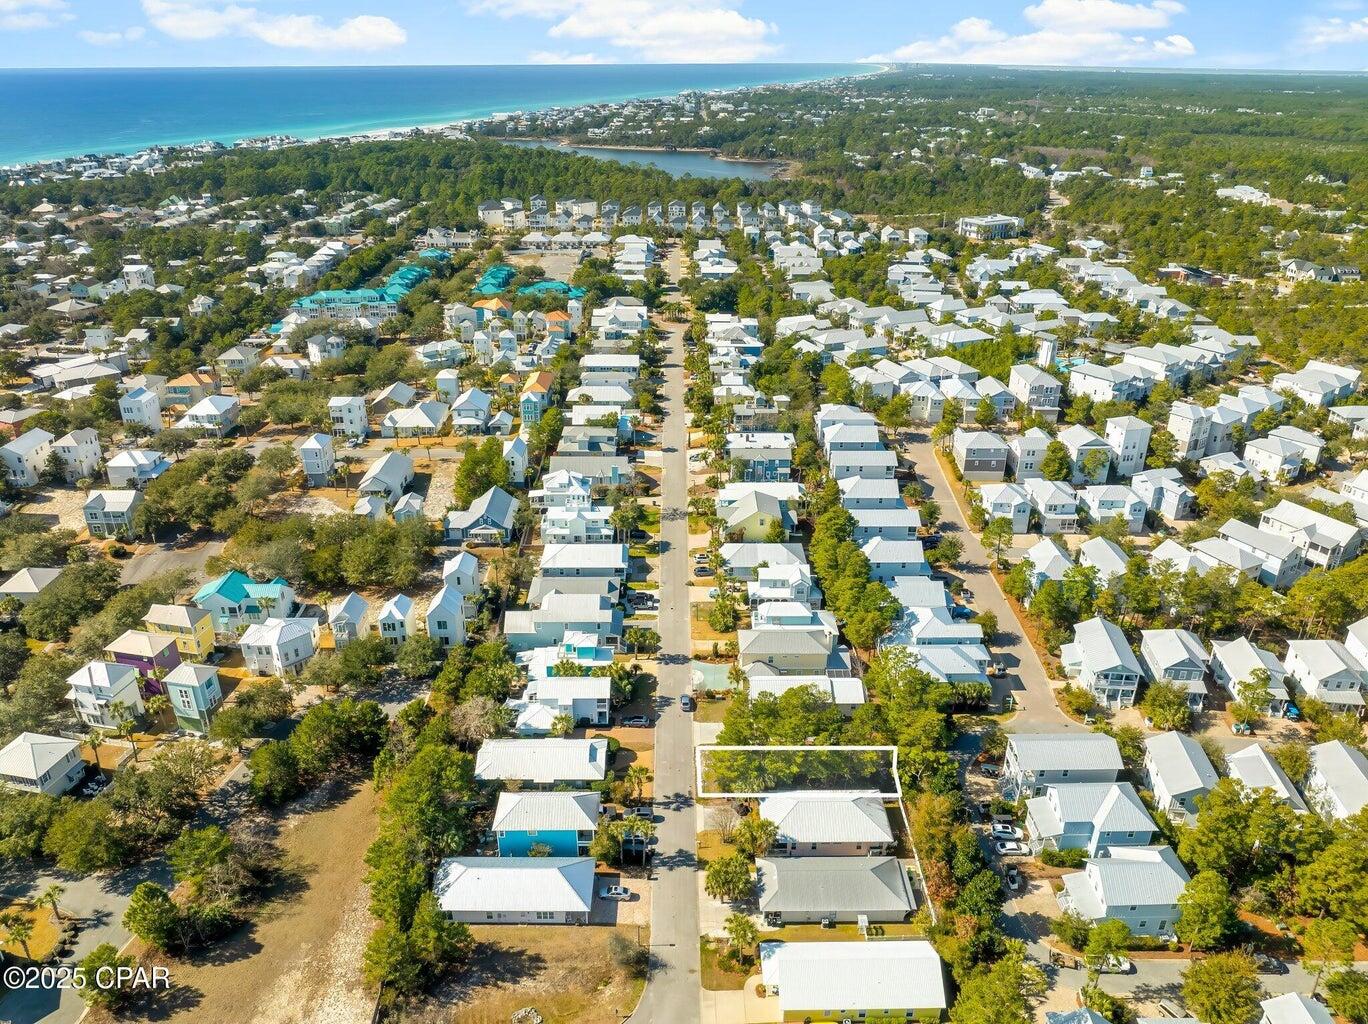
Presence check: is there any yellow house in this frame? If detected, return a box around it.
[759,940,946,1024]
[143,604,215,660]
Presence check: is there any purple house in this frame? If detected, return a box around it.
[104,629,181,693]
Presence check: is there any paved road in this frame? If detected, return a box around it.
[119,537,224,586]
[905,432,1075,733]
[630,318,701,1024]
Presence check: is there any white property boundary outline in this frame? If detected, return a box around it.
[693,744,937,923]
[694,743,902,800]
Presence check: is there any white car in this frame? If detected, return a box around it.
[995,840,1029,856]
[990,823,1023,841]
[599,885,630,901]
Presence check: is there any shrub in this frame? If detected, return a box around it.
[1040,847,1088,869]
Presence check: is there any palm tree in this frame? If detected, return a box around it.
[145,694,171,732]
[84,725,105,777]
[111,702,137,746]
[37,885,64,925]
[4,914,33,960]
[625,764,653,803]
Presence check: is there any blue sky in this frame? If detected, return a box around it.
[1,0,1366,71]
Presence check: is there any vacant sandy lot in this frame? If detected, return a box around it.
[130,779,379,1024]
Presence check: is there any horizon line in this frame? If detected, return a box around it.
[0,61,1363,76]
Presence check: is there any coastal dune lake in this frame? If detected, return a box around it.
[499,138,784,180]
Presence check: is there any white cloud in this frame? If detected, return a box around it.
[864,0,1194,66]
[527,49,606,63]
[0,0,72,31]
[140,0,407,50]
[80,25,147,45]
[1300,14,1368,48]
[470,0,778,62]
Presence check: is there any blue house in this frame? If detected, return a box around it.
[493,790,600,856]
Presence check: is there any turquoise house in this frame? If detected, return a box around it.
[193,571,298,631]
[492,791,600,857]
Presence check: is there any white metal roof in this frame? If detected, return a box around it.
[760,940,946,1013]
[433,857,594,914]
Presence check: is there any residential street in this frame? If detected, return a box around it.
[629,317,702,1024]
[905,432,1076,733]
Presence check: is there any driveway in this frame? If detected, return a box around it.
[120,537,225,586]
[904,432,1074,733]
[0,854,173,1024]
[628,317,702,1024]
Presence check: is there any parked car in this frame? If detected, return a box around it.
[81,776,109,797]
[979,763,1001,777]
[693,565,715,577]
[680,694,695,712]
[1253,953,1288,975]
[622,715,651,728]
[599,885,630,901]
[994,840,1029,856]
[1090,955,1133,975]
[1005,866,1022,892]
[628,805,652,820]
[693,552,710,563]
[990,823,1023,841]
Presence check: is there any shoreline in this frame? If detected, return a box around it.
[1,64,880,170]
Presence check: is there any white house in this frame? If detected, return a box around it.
[433,857,594,925]
[83,488,142,538]
[297,433,335,486]
[1058,846,1189,938]
[328,395,368,438]
[1139,628,1210,710]
[1002,733,1122,799]
[425,585,467,648]
[0,733,86,796]
[0,428,54,488]
[1103,416,1151,478]
[1211,638,1291,717]
[376,593,417,644]
[1305,740,1368,819]
[119,386,162,430]
[239,617,318,675]
[327,592,368,647]
[1060,617,1142,708]
[176,394,240,436]
[1143,731,1218,820]
[107,448,170,489]
[1285,640,1366,716]
[65,660,144,728]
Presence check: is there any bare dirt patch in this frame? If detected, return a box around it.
[133,780,380,1024]
[409,925,646,1024]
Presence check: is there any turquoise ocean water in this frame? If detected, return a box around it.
[0,64,862,166]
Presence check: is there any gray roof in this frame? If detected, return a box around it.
[1144,732,1218,798]
[475,738,608,784]
[492,791,600,833]
[1072,617,1143,677]
[755,856,913,915]
[1065,846,1189,913]
[1028,782,1154,840]
[758,791,893,845]
[1309,740,1368,816]
[448,485,518,532]
[1226,744,1308,811]
[1008,733,1122,774]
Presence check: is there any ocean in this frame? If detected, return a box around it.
[0,64,863,167]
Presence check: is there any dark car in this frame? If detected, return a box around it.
[693,565,715,577]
